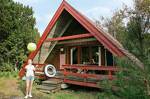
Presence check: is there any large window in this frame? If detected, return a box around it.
[70,47,78,64]
[70,46,99,65]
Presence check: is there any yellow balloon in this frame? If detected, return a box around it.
[27,43,37,52]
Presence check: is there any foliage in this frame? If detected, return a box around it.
[114,58,148,99]
[98,57,150,99]
[96,0,150,98]
[0,0,40,71]
[0,62,13,72]
[96,0,150,61]
[0,71,18,78]
[34,78,43,85]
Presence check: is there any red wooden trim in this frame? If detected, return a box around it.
[62,65,119,71]
[64,79,99,88]
[63,71,114,80]
[45,33,93,42]
[33,63,47,68]
[108,71,113,80]
[58,41,99,47]
[35,70,44,72]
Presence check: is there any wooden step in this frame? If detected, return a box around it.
[37,85,56,91]
[37,84,61,93]
[39,89,51,94]
[53,75,64,79]
[39,86,61,93]
[42,79,63,85]
[42,83,60,87]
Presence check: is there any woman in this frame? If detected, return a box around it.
[24,59,35,98]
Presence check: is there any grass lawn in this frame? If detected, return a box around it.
[0,77,99,99]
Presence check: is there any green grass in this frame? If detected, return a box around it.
[0,73,110,99]
[18,79,98,99]
[0,71,18,78]
[0,77,23,96]
[50,91,97,99]
[0,76,116,99]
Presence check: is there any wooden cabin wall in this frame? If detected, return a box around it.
[45,47,60,70]
[66,47,70,64]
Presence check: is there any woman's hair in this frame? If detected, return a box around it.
[28,59,32,61]
[28,59,32,64]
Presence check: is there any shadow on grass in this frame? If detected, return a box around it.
[17,80,26,96]
[65,84,102,92]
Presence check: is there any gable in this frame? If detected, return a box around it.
[29,1,126,64]
[32,10,92,64]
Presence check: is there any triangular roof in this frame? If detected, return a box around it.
[30,0,144,67]
[30,0,125,59]
[19,0,144,78]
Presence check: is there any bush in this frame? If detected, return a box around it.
[97,57,150,99]
[0,62,14,72]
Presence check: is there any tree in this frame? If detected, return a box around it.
[96,0,150,98]
[96,0,149,61]
[0,0,40,71]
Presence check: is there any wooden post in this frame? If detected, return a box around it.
[70,48,73,65]
[108,71,113,80]
[98,47,101,66]
[105,48,107,66]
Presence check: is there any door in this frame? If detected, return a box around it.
[60,48,66,69]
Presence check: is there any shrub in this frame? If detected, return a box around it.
[0,62,14,72]
[98,57,150,99]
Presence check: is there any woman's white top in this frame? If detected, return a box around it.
[25,64,35,77]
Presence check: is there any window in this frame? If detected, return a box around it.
[70,47,78,64]
[70,46,99,65]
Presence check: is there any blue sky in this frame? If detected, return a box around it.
[13,0,133,35]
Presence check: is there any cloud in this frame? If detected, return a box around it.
[112,0,133,8]
[35,14,53,35]
[84,6,112,19]
[86,6,111,14]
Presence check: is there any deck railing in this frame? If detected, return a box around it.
[62,64,119,88]
[33,63,47,79]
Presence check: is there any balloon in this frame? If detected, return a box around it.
[27,43,37,52]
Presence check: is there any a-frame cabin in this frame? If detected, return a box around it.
[19,1,143,88]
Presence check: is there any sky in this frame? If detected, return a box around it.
[13,0,133,35]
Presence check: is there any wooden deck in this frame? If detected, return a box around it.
[35,64,119,88]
